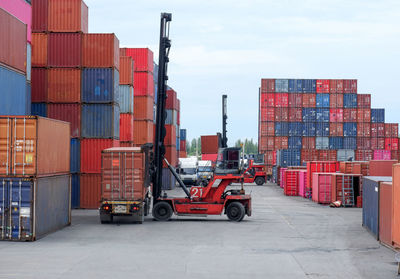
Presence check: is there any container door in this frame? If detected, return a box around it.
[12,118,37,176]
[0,118,12,175]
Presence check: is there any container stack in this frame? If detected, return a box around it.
[165,88,178,168]
[179,129,187,158]
[118,55,134,147]
[0,116,71,241]
[259,78,400,174]
[201,135,220,162]
[0,2,31,115]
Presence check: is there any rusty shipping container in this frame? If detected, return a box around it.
[82,34,120,69]
[47,68,81,103]
[119,56,134,85]
[80,173,101,209]
[31,33,47,67]
[48,33,82,67]
[0,116,70,176]
[48,0,88,32]
[47,103,81,138]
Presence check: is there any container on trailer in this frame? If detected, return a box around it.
[0,175,71,241]
[357,123,371,137]
[48,33,82,67]
[288,123,302,136]
[369,160,397,176]
[275,79,288,92]
[31,68,47,102]
[303,123,316,137]
[385,124,399,138]
[80,139,119,174]
[31,33,47,67]
[82,68,119,103]
[316,80,330,93]
[329,137,343,150]
[316,108,330,122]
[82,34,119,69]
[48,0,88,32]
[356,137,371,150]
[343,94,357,108]
[371,109,385,123]
[71,174,80,209]
[343,123,357,137]
[0,116,70,176]
[312,173,332,204]
[357,94,371,108]
[316,123,329,137]
[316,94,330,108]
[288,137,302,149]
[343,79,357,93]
[302,108,316,122]
[343,109,357,122]
[70,138,80,174]
[371,138,385,150]
[48,68,81,102]
[357,109,371,123]
[31,103,47,117]
[337,150,355,161]
[119,85,134,113]
[329,123,343,136]
[329,94,343,108]
[362,176,392,239]
[288,93,302,107]
[0,66,30,115]
[80,173,101,209]
[134,72,155,97]
[302,93,316,107]
[379,181,393,247]
[120,114,134,142]
[120,48,154,72]
[274,107,288,122]
[343,137,357,150]
[81,104,120,139]
[284,170,299,196]
[302,137,316,149]
[261,79,275,92]
[275,122,289,136]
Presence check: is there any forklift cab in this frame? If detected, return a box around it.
[215,147,241,175]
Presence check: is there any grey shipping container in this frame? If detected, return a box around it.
[118,85,134,113]
[162,168,176,190]
[81,103,120,138]
[275,79,289,93]
[0,175,71,241]
[316,137,329,150]
[337,149,355,161]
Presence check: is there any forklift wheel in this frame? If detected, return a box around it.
[152,201,173,221]
[255,177,265,186]
[226,202,245,222]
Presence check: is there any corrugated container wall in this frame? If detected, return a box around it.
[81,104,120,139]
[119,48,154,72]
[48,33,82,67]
[80,173,101,209]
[48,68,81,102]
[119,85,134,113]
[119,56,134,85]
[82,34,120,69]
[0,0,32,43]
[32,0,48,32]
[48,0,88,32]
[47,103,81,138]
[81,68,119,103]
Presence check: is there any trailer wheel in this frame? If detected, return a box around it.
[226,202,245,222]
[152,201,173,221]
[255,177,265,186]
[100,213,113,224]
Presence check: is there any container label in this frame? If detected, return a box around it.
[20,207,30,217]
[26,154,33,164]
[112,159,119,167]
[375,187,378,192]
[106,184,110,190]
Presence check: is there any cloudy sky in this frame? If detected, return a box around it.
[85,0,400,144]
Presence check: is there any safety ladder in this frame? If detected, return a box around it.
[341,175,355,207]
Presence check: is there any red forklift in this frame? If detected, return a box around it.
[242,157,268,185]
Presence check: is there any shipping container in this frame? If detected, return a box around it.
[48,33,82,67]
[312,173,332,204]
[0,0,32,42]
[385,123,399,138]
[261,78,275,92]
[161,168,176,190]
[303,79,316,93]
[329,109,343,123]
[302,123,316,137]
[274,107,288,122]
[119,85,134,113]
[275,93,288,107]
[260,107,275,122]
[343,137,357,150]
[337,149,355,161]
[343,94,357,108]
[70,138,80,173]
[134,96,153,121]
[80,173,101,209]
[288,137,302,149]
[82,34,119,69]
[260,122,275,136]
[274,122,289,136]
[329,123,343,136]
[80,139,119,173]
[316,122,329,137]
[180,140,187,152]
[180,129,187,141]
[329,137,343,150]
[306,161,339,194]
[302,137,316,149]
[288,123,302,136]
[119,56,134,85]
[81,104,120,139]
[288,79,301,93]
[133,120,153,145]
[48,68,81,102]
[165,125,177,146]
[47,103,81,138]
[134,72,154,97]
[373,150,391,161]
[363,176,392,239]
[371,109,385,123]
[119,113,134,142]
[393,164,400,247]
[48,0,88,32]
[343,123,357,137]
[31,68,47,102]
[0,8,27,72]
[316,79,330,93]
[379,181,393,246]
[331,173,361,206]
[329,79,344,94]
[357,109,371,123]
[260,93,275,107]
[369,160,397,176]
[343,79,357,93]
[343,109,357,122]
[316,108,330,122]
[339,161,369,176]
[82,68,119,103]
[0,65,30,115]
[260,137,274,151]
[357,123,371,137]
[284,170,299,196]
[31,33,47,67]
[302,108,316,122]
[0,175,71,241]
[164,146,177,168]
[298,170,307,197]
[71,173,80,208]
[275,79,288,92]
[371,137,385,150]
[355,150,373,161]
[391,150,399,161]
[329,94,343,108]
[32,0,48,32]
[279,149,301,167]
[31,103,47,117]
[302,93,316,107]
[274,137,288,150]
[385,138,399,151]
[356,137,371,150]
[27,43,31,81]
[0,116,70,176]
[201,135,220,154]
[316,94,330,108]
[318,150,337,161]
[166,89,178,110]
[357,94,371,108]
[120,48,154,72]
[371,123,385,138]
[288,93,302,107]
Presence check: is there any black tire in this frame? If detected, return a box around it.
[226,202,245,222]
[100,212,113,224]
[152,201,173,221]
[255,176,265,186]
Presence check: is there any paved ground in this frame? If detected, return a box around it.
[0,183,397,278]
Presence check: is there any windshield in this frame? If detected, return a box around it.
[198,167,213,172]
[180,168,197,175]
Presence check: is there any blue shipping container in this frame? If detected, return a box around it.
[316,108,330,122]
[289,122,303,136]
[343,94,358,108]
[344,137,357,150]
[275,79,289,93]
[275,122,289,136]
[31,103,47,117]
[288,79,303,93]
[302,108,316,122]
[81,104,120,138]
[371,109,385,123]
[280,149,301,167]
[303,122,316,136]
[316,94,330,108]
[70,138,80,173]
[0,175,71,241]
[303,79,316,93]
[118,85,133,113]
[288,137,302,149]
[180,129,187,140]
[71,174,80,209]
[176,137,180,151]
[316,122,330,136]
[343,122,357,137]
[0,65,30,115]
[362,176,392,239]
[82,68,119,103]
[329,137,343,150]
[288,79,296,93]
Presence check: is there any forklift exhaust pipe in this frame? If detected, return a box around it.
[164,158,191,199]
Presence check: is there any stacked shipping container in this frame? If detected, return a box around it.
[179,129,187,158]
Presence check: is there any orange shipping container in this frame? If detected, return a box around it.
[164,145,177,167]
[0,116,70,176]
[31,33,47,67]
[47,68,81,102]
[392,164,400,247]
[379,181,393,247]
[133,120,153,145]
[165,125,177,146]
[48,0,88,32]
[82,34,120,69]
[119,56,134,85]
[80,173,101,209]
[134,96,153,120]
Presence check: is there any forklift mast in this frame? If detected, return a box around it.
[221,94,228,148]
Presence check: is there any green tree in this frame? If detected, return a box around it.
[235,138,258,154]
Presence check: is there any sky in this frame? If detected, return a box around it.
[85,0,400,144]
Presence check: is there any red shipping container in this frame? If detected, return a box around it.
[379,182,393,247]
[274,137,288,150]
[302,94,316,107]
[329,94,343,108]
[357,109,371,123]
[120,141,134,147]
[265,151,274,165]
[133,120,153,145]
[119,56,134,85]
[201,135,220,154]
[31,68,47,102]
[261,78,275,92]
[318,151,337,161]
[302,137,316,149]
[288,108,302,122]
[260,122,275,136]
[312,173,332,204]
[329,123,343,136]
[32,0,48,32]
[357,123,371,137]
[259,138,268,152]
[164,146,177,167]
[371,137,385,150]
[80,173,102,209]
[119,48,154,72]
[180,140,187,152]
[316,79,330,93]
[284,170,299,196]
[134,72,154,97]
[385,138,399,151]
[82,34,119,69]
[301,149,318,165]
[357,94,371,108]
[369,160,397,176]
[343,79,357,93]
[201,153,218,162]
[134,96,153,121]
[119,113,134,141]
[166,89,178,110]
[48,0,88,32]
[274,107,288,122]
[355,150,373,161]
[179,151,187,158]
[356,137,371,150]
[391,150,399,161]
[48,33,82,67]
[81,139,119,173]
[288,93,302,107]
[306,161,339,192]
[330,109,343,122]
[260,107,274,122]
[165,125,177,146]
[275,93,288,107]
[329,80,343,94]
[32,33,47,67]
[343,109,357,122]
[371,123,385,138]
[47,68,81,103]
[260,93,275,107]
[47,103,81,138]
[385,123,399,138]
[0,8,27,73]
